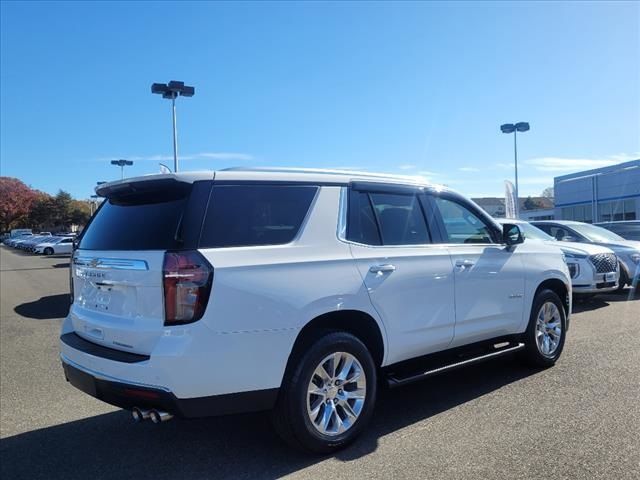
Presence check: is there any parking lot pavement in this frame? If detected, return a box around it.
[1,245,639,480]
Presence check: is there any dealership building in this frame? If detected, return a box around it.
[554,159,640,223]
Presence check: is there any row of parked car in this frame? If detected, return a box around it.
[498,219,640,296]
[3,232,76,255]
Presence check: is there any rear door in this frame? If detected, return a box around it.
[428,193,525,346]
[70,178,212,355]
[346,184,455,365]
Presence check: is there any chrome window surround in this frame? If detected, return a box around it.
[337,186,501,248]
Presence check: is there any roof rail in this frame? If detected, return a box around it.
[220,166,432,181]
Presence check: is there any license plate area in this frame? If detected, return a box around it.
[77,280,137,316]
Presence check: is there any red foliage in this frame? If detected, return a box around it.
[0,177,41,230]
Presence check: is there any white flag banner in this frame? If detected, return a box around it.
[159,163,171,174]
[504,180,517,219]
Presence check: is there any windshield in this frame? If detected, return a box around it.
[569,223,625,242]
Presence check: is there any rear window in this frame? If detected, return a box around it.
[199,185,317,248]
[79,190,189,250]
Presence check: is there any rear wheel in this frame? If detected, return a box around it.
[520,289,567,368]
[272,331,377,453]
[44,247,54,255]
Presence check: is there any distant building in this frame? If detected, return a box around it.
[554,159,640,223]
[472,197,554,219]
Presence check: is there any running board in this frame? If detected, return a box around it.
[386,342,525,388]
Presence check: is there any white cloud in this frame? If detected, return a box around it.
[102,152,254,162]
[398,164,416,170]
[458,167,480,172]
[526,153,639,172]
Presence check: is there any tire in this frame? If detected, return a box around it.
[272,331,377,454]
[44,247,54,256]
[616,268,628,292]
[520,289,567,368]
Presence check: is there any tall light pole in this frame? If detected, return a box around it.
[500,122,530,218]
[111,159,133,180]
[90,195,99,216]
[151,80,195,173]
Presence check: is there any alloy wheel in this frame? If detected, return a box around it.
[306,352,367,436]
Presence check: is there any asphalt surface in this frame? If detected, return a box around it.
[1,245,639,480]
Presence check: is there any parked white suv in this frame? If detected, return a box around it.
[60,168,572,453]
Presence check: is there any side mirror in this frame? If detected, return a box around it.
[503,223,524,246]
[561,236,577,242]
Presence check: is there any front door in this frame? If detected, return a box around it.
[429,195,525,347]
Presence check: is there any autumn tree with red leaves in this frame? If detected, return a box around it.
[0,177,40,231]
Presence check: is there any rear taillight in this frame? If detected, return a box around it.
[163,250,213,326]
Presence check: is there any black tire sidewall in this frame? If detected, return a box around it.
[44,248,53,255]
[287,332,377,452]
[524,289,567,367]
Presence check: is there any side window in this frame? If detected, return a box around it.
[346,191,381,245]
[535,224,553,236]
[369,193,430,245]
[346,190,431,245]
[433,197,495,244]
[548,226,572,241]
[199,185,317,248]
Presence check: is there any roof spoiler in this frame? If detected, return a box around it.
[96,172,215,199]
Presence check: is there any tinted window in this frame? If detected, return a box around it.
[370,193,430,245]
[536,224,577,242]
[434,197,494,244]
[79,193,188,250]
[346,191,381,245]
[200,185,317,248]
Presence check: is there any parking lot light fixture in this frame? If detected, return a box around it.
[111,159,134,180]
[151,80,195,173]
[500,122,530,218]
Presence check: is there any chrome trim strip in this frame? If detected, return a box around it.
[60,354,170,392]
[73,257,149,270]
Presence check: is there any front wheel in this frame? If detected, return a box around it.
[616,268,629,292]
[272,331,377,453]
[520,289,567,368]
[44,247,54,255]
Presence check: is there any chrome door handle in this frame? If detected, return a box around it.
[369,264,396,274]
[455,259,475,269]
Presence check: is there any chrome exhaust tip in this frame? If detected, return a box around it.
[131,407,151,422]
[149,410,173,424]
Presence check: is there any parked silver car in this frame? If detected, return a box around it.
[532,220,640,290]
[498,219,619,295]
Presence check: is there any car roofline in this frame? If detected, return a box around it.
[95,167,452,196]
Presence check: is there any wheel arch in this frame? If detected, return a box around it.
[285,310,386,374]
[534,278,570,318]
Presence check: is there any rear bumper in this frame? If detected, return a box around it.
[62,358,278,418]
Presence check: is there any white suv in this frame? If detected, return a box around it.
[60,168,572,453]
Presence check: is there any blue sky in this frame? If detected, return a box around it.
[1,1,638,199]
